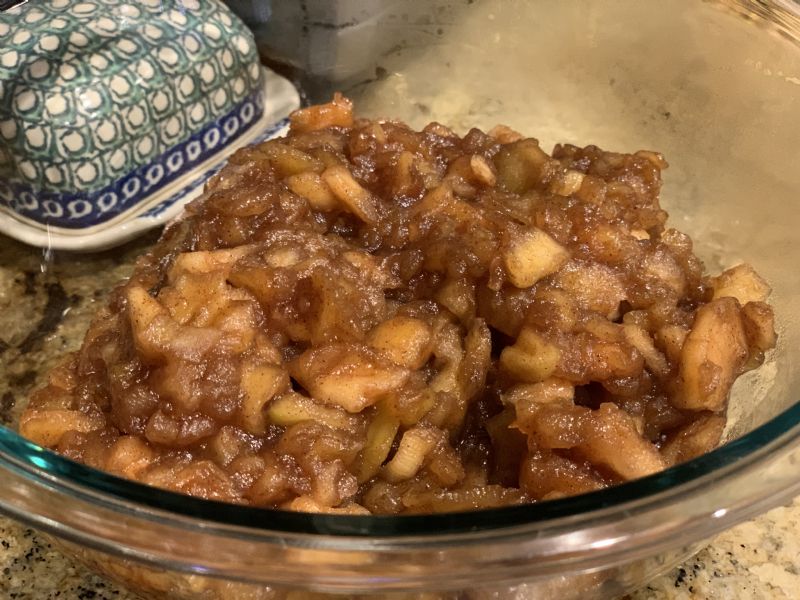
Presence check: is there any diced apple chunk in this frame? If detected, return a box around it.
[552,169,585,196]
[290,344,410,413]
[240,362,290,433]
[289,92,353,133]
[503,379,574,408]
[286,172,339,211]
[499,328,561,382]
[554,263,627,320]
[127,285,165,332]
[469,155,497,186]
[19,409,104,448]
[169,246,252,280]
[367,316,433,369]
[255,142,324,177]
[655,325,688,365]
[126,286,173,360]
[357,403,400,482]
[267,391,354,431]
[578,403,665,479]
[487,124,524,144]
[741,301,777,354]
[105,436,156,478]
[503,228,569,288]
[674,298,748,411]
[711,263,771,305]
[623,324,669,376]
[493,139,553,193]
[661,414,726,465]
[435,277,476,322]
[382,426,441,483]
[286,496,370,514]
[322,165,379,224]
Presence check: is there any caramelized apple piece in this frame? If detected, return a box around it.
[503,227,570,288]
[290,344,411,413]
[675,298,749,411]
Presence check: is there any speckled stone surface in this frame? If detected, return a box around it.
[0,230,796,600]
[629,496,800,600]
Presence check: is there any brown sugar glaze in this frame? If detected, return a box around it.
[19,95,776,514]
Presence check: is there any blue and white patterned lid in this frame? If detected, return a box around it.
[0,0,300,250]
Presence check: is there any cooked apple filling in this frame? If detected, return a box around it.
[20,96,776,513]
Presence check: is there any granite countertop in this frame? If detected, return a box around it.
[0,234,796,600]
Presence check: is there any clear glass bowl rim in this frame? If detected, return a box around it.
[1,396,799,540]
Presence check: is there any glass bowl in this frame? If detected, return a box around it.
[0,0,799,598]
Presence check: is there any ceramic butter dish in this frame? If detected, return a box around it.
[0,0,299,250]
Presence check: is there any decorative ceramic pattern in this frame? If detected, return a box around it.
[0,0,266,229]
[0,89,264,227]
[0,69,300,251]
[138,115,290,220]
